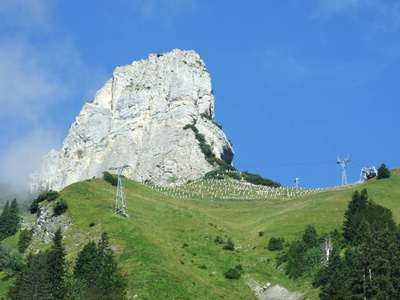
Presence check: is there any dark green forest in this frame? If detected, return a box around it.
[7,229,126,300]
[0,193,126,300]
[275,189,400,299]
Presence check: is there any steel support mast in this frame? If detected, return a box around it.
[295,177,299,189]
[109,164,129,217]
[336,156,350,186]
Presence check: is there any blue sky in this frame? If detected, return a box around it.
[0,0,399,188]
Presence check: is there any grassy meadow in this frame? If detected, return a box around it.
[0,169,399,299]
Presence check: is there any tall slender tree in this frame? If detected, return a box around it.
[0,201,10,240]
[8,252,52,300]
[343,189,369,243]
[73,232,127,300]
[47,228,67,299]
[8,199,21,236]
[73,240,98,285]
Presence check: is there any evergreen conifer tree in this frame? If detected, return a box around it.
[377,163,390,179]
[17,228,34,254]
[8,252,52,300]
[47,228,67,299]
[73,232,127,300]
[73,240,98,285]
[8,199,21,236]
[343,189,369,243]
[0,201,10,240]
[0,199,20,240]
[320,189,400,299]
[88,232,127,300]
[302,225,318,248]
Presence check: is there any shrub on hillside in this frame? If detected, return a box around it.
[223,238,235,251]
[204,170,225,180]
[226,172,241,180]
[30,190,60,214]
[200,113,213,121]
[0,243,24,277]
[53,198,68,216]
[377,163,390,179]
[267,237,285,251]
[214,236,225,244]
[242,171,281,188]
[103,171,118,186]
[224,264,244,279]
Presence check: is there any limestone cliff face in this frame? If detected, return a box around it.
[29,49,234,191]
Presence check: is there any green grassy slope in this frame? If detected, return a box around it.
[2,169,400,299]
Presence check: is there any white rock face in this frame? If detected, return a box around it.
[29,49,234,191]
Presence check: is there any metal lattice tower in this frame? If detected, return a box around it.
[109,164,129,217]
[295,177,299,189]
[336,156,350,186]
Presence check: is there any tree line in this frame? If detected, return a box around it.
[273,187,400,299]
[0,193,127,299]
[8,230,127,300]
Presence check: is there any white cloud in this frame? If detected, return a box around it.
[0,0,54,33]
[0,39,63,123]
[0,0,107,187]
[0,128,62,187]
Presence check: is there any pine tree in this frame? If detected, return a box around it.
[321,189,400,299]
[88,232,127,300]
[73,240,98,285]
[17,228,34,254]
[47,228,67,299]
[0,199,20,240]
[8,252,52,300]
[285,240,307,279]
[0,201,10,240]
[319,250,353,299]
[343,189,369,243]
[302,225,318,248]
[73,233,127,300]
[8,199,21,236]
[377,163,390,179]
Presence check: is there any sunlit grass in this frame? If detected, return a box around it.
[0,169,399,299]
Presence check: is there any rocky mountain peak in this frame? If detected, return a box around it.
[29,49,234,191]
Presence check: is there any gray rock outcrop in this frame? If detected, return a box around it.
[29,49,234,191]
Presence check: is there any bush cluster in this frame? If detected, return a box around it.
[224,264,244,279]
[242,171,281,188]
[226,172,241,180]
[103,171,118,186]
[30,190,60,214]
[200,113,223,129]
[222,238,235,251]
[53,198,68,216]
[267,237,285,251]
[214,236,225,244]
